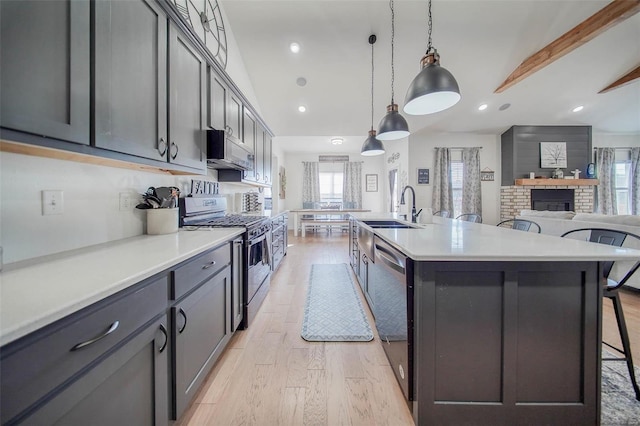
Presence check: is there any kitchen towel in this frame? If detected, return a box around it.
[301,263,373,342]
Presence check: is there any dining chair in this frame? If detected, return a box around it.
[561,227,640,401]
[455,213,482,223]
[433,210,450,218]
[496,218,541,233]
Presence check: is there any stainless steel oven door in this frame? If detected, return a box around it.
[247,231,271,304]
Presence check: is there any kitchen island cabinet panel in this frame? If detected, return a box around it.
[94,0,167,161]
[0,0,90,145]
[414,261,600,426]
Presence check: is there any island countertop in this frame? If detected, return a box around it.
[0,228,244,346]
[350,212,640,262]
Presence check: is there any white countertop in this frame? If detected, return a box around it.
[0,228,244,346]
[351,213,640,262]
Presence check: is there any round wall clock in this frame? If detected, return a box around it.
[173,0,228,69]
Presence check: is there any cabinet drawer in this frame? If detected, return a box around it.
[172,243,230,300]
[1,274,169,424]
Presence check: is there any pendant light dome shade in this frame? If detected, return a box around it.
[361,130,385,156]
[404,51,460,115]
[377,103,410,140]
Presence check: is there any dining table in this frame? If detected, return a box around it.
[289,208,371,236]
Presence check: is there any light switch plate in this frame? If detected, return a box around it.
[42,190,64,215]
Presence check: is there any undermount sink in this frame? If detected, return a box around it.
[361,220,419,229]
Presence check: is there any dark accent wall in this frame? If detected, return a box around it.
[501,126,592,186]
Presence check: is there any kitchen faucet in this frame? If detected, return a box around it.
[400,185,418,223]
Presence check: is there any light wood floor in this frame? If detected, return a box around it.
[180,232,640,426]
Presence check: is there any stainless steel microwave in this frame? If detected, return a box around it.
[206,129,255,171]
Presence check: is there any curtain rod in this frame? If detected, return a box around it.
[434,147,483,150]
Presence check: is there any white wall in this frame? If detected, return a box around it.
[406,130,502,225]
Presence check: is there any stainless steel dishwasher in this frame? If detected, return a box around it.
[368,236,414,403]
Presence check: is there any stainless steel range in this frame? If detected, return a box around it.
[179,196,271,329]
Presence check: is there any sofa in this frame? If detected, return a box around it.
[516,210,640,290]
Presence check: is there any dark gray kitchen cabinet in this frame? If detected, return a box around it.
[21,316,169,426]
[227,92,244,144]
[243,108,258,182]
[208,70,228,131]
[168,23,206,170]
[263,132,273,184]
[231,238,244,332]
[271,213,288,272]
[0,273,169,425]
[0,0,90,145]
[94,0,168,161]
[172,265,232,419]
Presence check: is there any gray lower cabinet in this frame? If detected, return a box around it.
[94,0,168,161]
[231,238,245,332]
[168,23,206,171]
[172,265,232,419]
[271,213,288,272]
[0,0,90,145]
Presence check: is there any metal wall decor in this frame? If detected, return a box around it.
[387,152,400,164]
[173,0,228,69]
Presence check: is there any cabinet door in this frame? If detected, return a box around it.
[231,239,244,332]
[169,24,206,170]
[173,266,231,419]
[21,317,169,426]
[94,0,167,160]
[263,132,272,184]
[208,70,227,131]
[227,92,243,143]
[0,0,90,144]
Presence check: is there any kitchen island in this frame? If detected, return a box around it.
[350,213,640,426]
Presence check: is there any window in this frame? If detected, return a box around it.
[615,160,631,215]
[450,151,463,217]
[319,168,343,205]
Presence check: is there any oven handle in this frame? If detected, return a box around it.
[262,232,271,266]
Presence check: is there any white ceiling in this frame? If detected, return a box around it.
[220,0,640,153]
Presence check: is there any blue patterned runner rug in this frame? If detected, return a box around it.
[301,264,374,342]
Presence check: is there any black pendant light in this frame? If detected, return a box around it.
[362,35,385,156]
[403,0,460,115]
[377,0,410,140]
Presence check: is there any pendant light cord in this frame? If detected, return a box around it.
[390,0,395,104]
[426,0,433,54]
[370,37,375,130]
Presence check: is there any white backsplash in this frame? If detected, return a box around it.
[0,152,198,264]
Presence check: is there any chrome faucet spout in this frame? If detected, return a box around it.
[400,185,417,223]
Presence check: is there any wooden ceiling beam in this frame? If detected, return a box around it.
[495,0,640,94]
[598,65,640,93]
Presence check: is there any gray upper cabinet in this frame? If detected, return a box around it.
[227,92,243,143]
[0,0,90,145]
[94,0,167,160]
[208,70,227,131]
[169,24,206,170]
[263,131,272,184]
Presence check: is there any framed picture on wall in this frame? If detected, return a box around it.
[366,174,378,192]
[540,142,567,168]
[417,168,430,185]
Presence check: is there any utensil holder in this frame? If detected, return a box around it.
[147,208,178,235]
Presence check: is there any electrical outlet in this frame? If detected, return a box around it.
[119,193,132,211]
[42,190,64,215]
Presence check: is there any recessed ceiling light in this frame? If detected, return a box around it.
[298,105,306,113]
[499,103,511,111]
[572,105,584,112]
[296,77,307,87]
[478,103,488,111]
[331,138,343,145]
[290,42,300,53]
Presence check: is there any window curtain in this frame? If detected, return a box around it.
[462,148,482,216]
[342,162,362,208]
[302,162,320,205]
[432,148,453,214]
[595,148,617,215]
[631,147,640,215]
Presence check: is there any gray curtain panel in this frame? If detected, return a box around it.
[302,162,321,204]
[462,148,482,216]
[631,147,640,215]
[432,148,453,214]
[342,162,362,208]
[595,148,617,215]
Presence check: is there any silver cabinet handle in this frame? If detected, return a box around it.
[158,323,168,353]
[202,260,216,269]
[70,321,119,352]
[170,142,179,159]
[178,308,187,333]
[158,138,167,156]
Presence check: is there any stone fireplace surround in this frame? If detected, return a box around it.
[500,180,596,219]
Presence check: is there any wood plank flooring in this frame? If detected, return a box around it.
[180,232,640,425]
